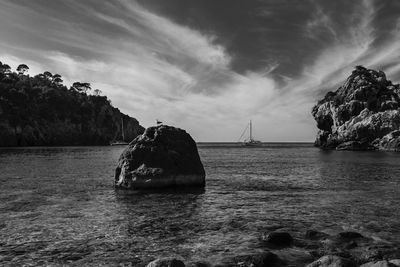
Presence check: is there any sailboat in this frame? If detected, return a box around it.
[238,120,262,146]
[110,118,129,146]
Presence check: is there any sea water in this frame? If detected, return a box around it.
[0,144,399,265]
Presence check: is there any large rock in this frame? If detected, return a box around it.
[312,66,400,150]
[115,125,206,189]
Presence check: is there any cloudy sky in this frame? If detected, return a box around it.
[1,0,399,141]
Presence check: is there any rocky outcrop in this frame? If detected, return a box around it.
[312,66,400,150]
[115,125,206,189]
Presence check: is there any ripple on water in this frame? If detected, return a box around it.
[0,145,400,265]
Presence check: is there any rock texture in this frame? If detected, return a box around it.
[115,125,206,189]
[360,260,398,267]
[312,66,400,150]
[262,231,293,247]
[147,258,185,267]
[218,252,281,267]
[306,255,356,267]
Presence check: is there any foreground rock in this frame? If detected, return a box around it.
[217,252,281,267]
[262,231,293,247]
[312,66,400,151]
[147,258,185,267]
[140,229,399,267]
[306,255,356,267]
[360,260,399,267]
[115,125,205,189]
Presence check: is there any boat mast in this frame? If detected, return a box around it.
[250,120,253,141]
[121,118,125,141]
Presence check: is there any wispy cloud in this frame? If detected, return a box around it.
[0,0,399,141]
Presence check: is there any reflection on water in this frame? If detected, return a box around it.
[0,145,400,265]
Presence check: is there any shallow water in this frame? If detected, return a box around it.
[0,144,400,266]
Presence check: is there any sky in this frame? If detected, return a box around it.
[0,0,400,142]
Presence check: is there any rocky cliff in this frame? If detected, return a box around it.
[312,66,400,151]
[0,61,144,146]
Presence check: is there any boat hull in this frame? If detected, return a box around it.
[242,141,262,146]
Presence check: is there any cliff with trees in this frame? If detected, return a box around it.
[0,61,144,146]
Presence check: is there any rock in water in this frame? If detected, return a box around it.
[262,231,293,247]
[306,255,356,267]
[360,260,398,267]
[147,258,185,267]
[312,66,400,150]
[114,125,206,189]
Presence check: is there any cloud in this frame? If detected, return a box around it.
[305,5,338,41]
[1,0,399,141]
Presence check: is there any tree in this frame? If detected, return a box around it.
[35,73,46,80]
[53,77,63,85]
[43,71,53,80]
[16,64,29,75]
[72,82,91,94]
[93,89,102,96]
[52,74,63,85]
[0,64,11,74]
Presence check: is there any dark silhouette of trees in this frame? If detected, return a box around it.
[16,64,29,75]
[43,71,52,80]
[0,59,143,146]
[0,62,11,74]
[93,89,102,96]
[72,82,91,93]
[52,74,63,85]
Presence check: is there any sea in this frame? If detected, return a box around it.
[0,143,399,266]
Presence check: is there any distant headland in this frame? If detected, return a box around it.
[312,66,400,151]
[0,60,144,146]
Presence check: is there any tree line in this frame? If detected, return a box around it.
[0,61,102,96]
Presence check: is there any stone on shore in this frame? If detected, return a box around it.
[359,260,398,267]
[312,66,400,151]
[338,232,364,240]
[147,258,185,267]
[390,260,400,266]
[115,125,206,189]
[306,255,356,267]
[186,261,211,267]
[262,231,293,247]
[305,230,330,240]
[218,252,281,267]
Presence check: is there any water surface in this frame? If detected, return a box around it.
[0,144,399,266]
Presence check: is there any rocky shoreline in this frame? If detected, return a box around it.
[144,230,400,267]
[312,66,400,151]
